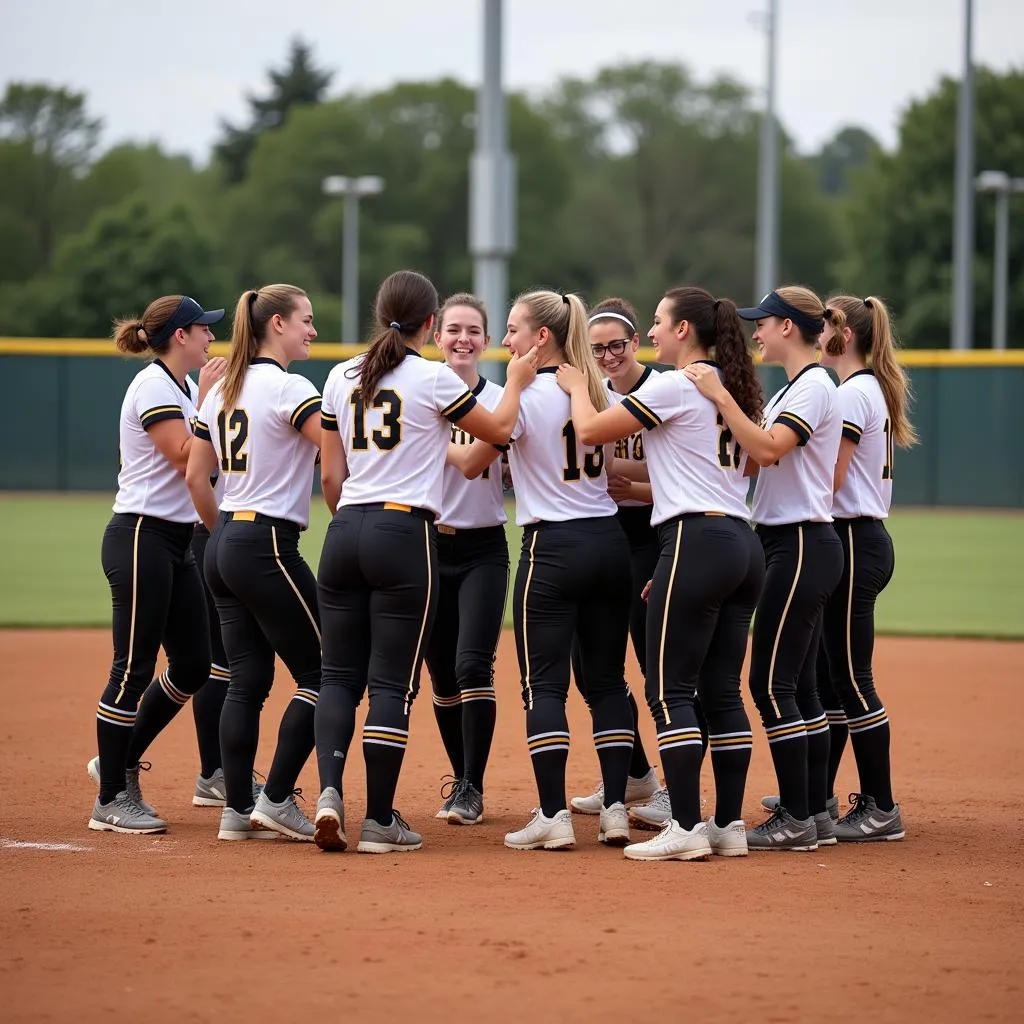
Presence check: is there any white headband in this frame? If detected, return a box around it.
[588,311,636,332]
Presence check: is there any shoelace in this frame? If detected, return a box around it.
[391,809,413,832]
[648,788,672,812]
[753,807,788,834]
[439,775,460,802]
[839,792,868,825]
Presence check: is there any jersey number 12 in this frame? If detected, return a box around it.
[217,409,249,473]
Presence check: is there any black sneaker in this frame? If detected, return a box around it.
[446,779,484,825]
[435,775,460,819]
[834,793,905,842]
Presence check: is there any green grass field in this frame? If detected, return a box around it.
[2,494,1022,638]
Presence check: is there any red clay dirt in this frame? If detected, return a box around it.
[0,630,1021,1023]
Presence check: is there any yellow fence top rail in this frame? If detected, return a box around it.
[2,338,1024,367]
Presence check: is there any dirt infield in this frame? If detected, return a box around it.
[1,630,1021,1023]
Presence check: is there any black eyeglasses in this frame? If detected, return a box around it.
[591,339,630,358]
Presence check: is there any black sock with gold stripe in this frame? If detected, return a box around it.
[706,708,753,826]
[264,693,316,804]
[526,696,570,817]
[590,690,633,807]
[363,693,410,826]
[431,694,465,780]
[656,705,704,829]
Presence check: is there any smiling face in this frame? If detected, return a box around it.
[502,302,548,358]
[589,318,639,385]
[647,297,683,364]
[273,295,317,361]
[750,315,792,364]
[436,304,488,371]
[177,322,215,372]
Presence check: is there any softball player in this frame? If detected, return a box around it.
[687,286,843,852]
[186,284,322,842]
[558,286,765,860]
[815,294,911,841]
[313,270,536,854]
[89,294,225,834]
[500,290,635,853]
[425,293,509,826]
[570,297,661,821]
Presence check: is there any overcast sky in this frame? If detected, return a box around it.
[2,0,1021,160]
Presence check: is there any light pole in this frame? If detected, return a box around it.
[753,0,780,300]
[322,175,385,343]
[975,170,1024,351]
[951,0,975,349]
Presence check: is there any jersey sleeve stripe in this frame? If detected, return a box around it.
[193,419,212,442]
[140,405,185,428]
[442,391,477,423]
[775,411,812,445]
[620,395,661,430]
[841,420,863,443]
[290,397,322,431]
[320,411,339,432]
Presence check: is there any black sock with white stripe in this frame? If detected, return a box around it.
[656,707,704,828]
[432,693,465,779]
[526,696,570,817]
[461,686,496,792]
[125,671,191,767]
[363,694,410,826]
[825,708,848,800]
[804,712,831,816]
[192,667,229,777]
[847,707,894,811]
[96,696,138,804]
[625,690,651,779]
[707,710,753,827]
[765,719,810,821]
[263,688,318,804]
[590,690,633,807]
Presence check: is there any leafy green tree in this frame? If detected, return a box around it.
[214,38,332,183]
[814,126,882,196]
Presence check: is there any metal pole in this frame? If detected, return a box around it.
[754,0,779,299]
[951,0,975,349]
[993,186,1009,351]
[471,0,516,381]
[343,189,359,344]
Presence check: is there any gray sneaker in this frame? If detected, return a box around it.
[447,780,484,825]
[763,792,839,822]
[250,791,314,842]
[747,806,818,852]
[628,787,672,831]
[88,791,166,834]
[834,794,906,842]
[314,788,347,851]
[193,769,265,808]
[815,810,838,846]
[357,811,423,853]
[87,756,158,816]
[217,806,278,841]
[435,775,460,819]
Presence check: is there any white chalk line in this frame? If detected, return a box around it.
[0,837,93,852]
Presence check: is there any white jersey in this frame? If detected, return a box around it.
[507,368,617,526]
[832,369,892,519]
[609,368,656,508]
[195,358,321,528]
[752,364,841,526]
[112,359,200,523]
[440,376,507,530]
[321,348,477,517]
[621,362,750,525]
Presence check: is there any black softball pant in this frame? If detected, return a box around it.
[96,514,210,802]
[191,523,229,778]
[204,514,322,813]
[749,521,843,821]
[424,526,508,791]
[645,514,765,829]
[818,517,896,808]
[315,504,438,825]
[513,516,633,817]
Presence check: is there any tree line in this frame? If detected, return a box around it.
[0,40,1021,348]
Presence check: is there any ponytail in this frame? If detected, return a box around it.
[112,294,184,356]
[354,270,439,404]
[865,296,917,448]
[826,294,917,448]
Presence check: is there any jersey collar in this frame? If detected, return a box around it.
[153,358,191,397]
[845,368,874,381]
[404,347,422,358]
[252,356,285,370]
[471,376,488,395]
[607,364,653,396]
[537,366,558,375]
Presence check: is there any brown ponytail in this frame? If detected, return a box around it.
[515,290,608,410]
[112,295,183,355]
[663,286,763,422]
[222,284,306,411]
[354,270,439,404]
[827,294,917,448]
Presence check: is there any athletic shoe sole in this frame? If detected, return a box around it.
[193,792,227,807]
[314,812,348,852]
[503,836,575,851]
[356,839,423,854]
[446,810,484,825]
[709,844,748,857]
[88,818,166,835]
[623,844,712,862]
[836,830,906,843]
[748,842,818,852]
[216,827,277,841]
[598,829,630,846]
[249,810,314,842]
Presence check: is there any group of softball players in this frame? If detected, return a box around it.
[87,268,911,860]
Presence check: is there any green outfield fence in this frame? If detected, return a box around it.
[2,340,1023,507]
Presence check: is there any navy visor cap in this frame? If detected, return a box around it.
[148,296,225,347]
[735,290,824,336]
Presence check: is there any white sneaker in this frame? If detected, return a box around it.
[706,816,748,857]
[628,786,672,830]
[504,809,576,850]
[598,802,630,846]
[623,819,712,862]
[570,768,660,815]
